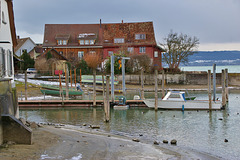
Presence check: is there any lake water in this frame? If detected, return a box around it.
[20,90,240,160]
[180,65,240,73]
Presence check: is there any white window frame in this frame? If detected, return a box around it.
[85,40,89,45]
[90,40,95,45]
[78,51,84,59]
[127,47,134,53]
[80,40,84,45]
[114,38,124,43]
[135,34,146,40]
[63,40,67,45]
[154,51,158,57]
[139,47,146,53]
[58,40,63,45]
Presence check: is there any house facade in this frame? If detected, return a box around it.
[14,37,36,57]
[42,21,163,70]
[0,0,16,80]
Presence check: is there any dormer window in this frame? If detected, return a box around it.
[80,40,84,45]
[63,40,67,45]
[90,40,95,45]
[135,34,146,40]
[114,38,124,43]
[85,40,89,45]
[55,34,70,45]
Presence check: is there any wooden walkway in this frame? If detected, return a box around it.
[18,100,147,109]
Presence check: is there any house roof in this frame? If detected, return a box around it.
[103,21,156,47]
[43,24,101,47]
[14,37,36,53]
[6,0,17,48]
[43,21,157,48]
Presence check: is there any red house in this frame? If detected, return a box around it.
[42,21,163,70]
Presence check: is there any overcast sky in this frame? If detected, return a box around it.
[13,0,240,51]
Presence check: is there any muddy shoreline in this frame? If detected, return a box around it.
[0,124,220,160]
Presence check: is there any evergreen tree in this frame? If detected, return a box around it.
[20,50,35,70]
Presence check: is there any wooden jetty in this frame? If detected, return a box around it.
[18,100,147,109]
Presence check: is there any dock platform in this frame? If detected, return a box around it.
[18,100,147,109]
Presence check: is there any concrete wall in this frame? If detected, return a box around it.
[116,72,240,86]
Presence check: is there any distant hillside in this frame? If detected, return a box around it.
[182,51,240,66]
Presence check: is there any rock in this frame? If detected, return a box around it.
[60,124,65,126]
[139,134,143,136]
[224,139,228,142]
[55,126,61,128]
[19,118,26,125]
[132,138,140,142]
[218,118,223,120]
[170,139,177,145]
[30,122,38,129]
[83,123,87,126]
[77,141,80,143]
[1,143,8,148]
[90,125,100,129]
[153,141,159,145]
[37,124,43,127]
[108,135,111,137]
[163,140,168,144]
[237,113,239,115]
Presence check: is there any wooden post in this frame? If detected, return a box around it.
[70,69,72,90]
[65,66,69,100]
[141,68,144,100]
[222,69,226,107]
[106,75,110,122]
[80,69,82,86]
[213,64,216,101]
[93,69,96,106]
[162,70,165,99]
[208,70,212,110]
[225,69,229,102]
[154,70,158,111]
[25,71,27,100]
[102,74,105,96]
[59,72,62,97]
[74,69,77,90]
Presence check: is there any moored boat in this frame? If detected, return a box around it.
[144,91,222,110]
[40,89,83,96]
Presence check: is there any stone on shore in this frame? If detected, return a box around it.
[132,138,140,142]
[170,139,177,145]
[224,139,228,142]
[163,140,168,144]
[153,141,159,145]
[30,122,38,129]
[90,125,100,129]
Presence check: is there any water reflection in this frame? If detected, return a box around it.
[20,91,240,159]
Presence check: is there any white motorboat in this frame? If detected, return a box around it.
[144,91,222,110]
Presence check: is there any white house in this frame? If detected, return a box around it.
[0,0,17,80]
[14,37,36,57]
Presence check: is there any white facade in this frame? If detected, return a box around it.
[0,0,14,80]
[15,38,36,57]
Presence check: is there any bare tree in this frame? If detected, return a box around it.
[161,30,199,71]
[84,52,102,106]
[127,54,151,73]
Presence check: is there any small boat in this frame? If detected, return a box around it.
[144,91,222,110]
[113,96,129,110]
[40,89,83,96]
[40,84,83,92]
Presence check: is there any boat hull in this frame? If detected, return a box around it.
[40,89,83,96]
[144,99,222,110]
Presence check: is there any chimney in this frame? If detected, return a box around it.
[100,19,102,28]
[122,20,123,24]
[17,35,20,39]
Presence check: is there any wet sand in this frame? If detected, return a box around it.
[0,125,220,160]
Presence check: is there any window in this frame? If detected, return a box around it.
[139,47,146,53]
[127,47,134,53]
[80,40,84,45]
[7,50,12,76]
[59,51,63,55]
[89,51,96,54]
[63,40,67,45]
[114,38,124,43]
[85,40,89,45]
[135,34,146,40]
[2,11,7,24]
[0,48,5,77]
[78,51,84,59]
[154,51,158,57]
[58,40,62,45]
[108,51,113,56]
[90,40,95,45]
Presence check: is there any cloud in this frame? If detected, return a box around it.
[13,0,240,50]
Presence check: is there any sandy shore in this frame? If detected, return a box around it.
[0,124,220,160]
